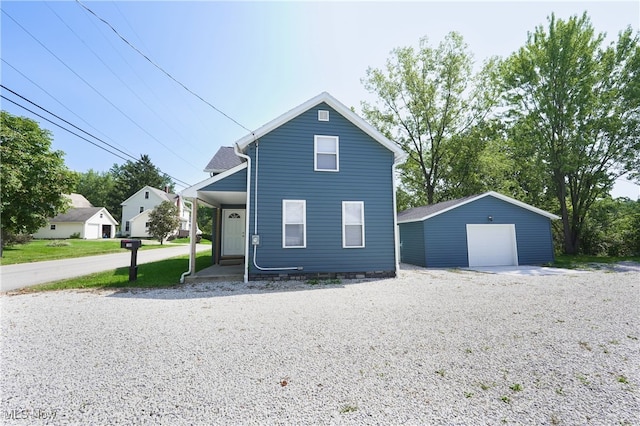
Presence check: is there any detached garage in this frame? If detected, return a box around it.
[397,192,559,268]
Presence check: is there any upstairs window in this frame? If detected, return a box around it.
[283,200,306,248]
[144,191,150,199]
[139,207,144,213]
[343,201,365,248]
[314,135,339,172]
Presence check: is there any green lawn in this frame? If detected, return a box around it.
[0,239,175,265]
[22,252,214,292]
[552,254,640,269]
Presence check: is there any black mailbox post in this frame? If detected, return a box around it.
[120,239,142,281]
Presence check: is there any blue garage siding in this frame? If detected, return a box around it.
[399,221,426,266]
[247,103,397,276]
[399,195,555,268]
[201,168,247,192]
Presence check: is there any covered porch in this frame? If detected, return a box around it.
[181,162,249,281]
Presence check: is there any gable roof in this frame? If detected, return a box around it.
[397,191,560,223]
[235,92,407,164]
[204,146,244,173]
[50,207,117,224]
[120,185,176,206]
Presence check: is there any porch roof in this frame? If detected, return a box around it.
[181,163,247,207]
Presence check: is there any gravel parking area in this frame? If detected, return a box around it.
[1,267,638,425]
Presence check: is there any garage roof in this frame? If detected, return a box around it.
[397,191,560,223]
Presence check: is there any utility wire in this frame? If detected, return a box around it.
[45,2,208,158]
[1,84,137,162]
[1,95,131,163]
[1,90,192,188]
[2,9,201,171]
[2,58,135,159]
[75,0,253,133]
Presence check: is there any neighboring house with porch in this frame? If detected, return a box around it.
[182,92,406,282]
[33,193,118,239]
[120,186,190,238]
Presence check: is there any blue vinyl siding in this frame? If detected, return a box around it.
[201,168,246,192]
[247,103,397,275]
[399,195,555,267]
[399,221,426,266]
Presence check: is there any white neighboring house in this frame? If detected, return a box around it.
[33,194,118,239]
[120,186,191,238]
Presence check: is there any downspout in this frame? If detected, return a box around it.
[234,143,251,283]
[392,161,401,277]
[241,139,303,274]
[179,197,198,284]
[249,138,302,272]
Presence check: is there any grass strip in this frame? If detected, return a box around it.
[19,253,213,293]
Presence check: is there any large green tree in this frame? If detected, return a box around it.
[107,154,174,221]
[501,13,640,254]
[361,32,501,208]
[0,111,77,251]
[75,169,115,208]
[147,200,180,245]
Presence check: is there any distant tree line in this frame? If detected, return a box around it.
[75,154,174,222]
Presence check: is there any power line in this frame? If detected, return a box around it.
[1,90,192,188]
[75,0,253,133]
[1,84,136,162]
[2,58,135,159]
[44,1,208,158]
[1,95,131,163]
[2,9,201,171]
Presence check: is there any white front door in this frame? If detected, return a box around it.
[466,224,518,267]
[222,209,245,256]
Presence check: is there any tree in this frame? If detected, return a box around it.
[361,32,501,207]
[0,111,77,252]
[75,169,115,208]
[107,154,174,221]
[501,13,640,254]
[147,201,180,245]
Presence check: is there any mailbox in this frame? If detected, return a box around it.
[120,239,142,281]
[121,239,142,250]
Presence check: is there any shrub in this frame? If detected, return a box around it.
[69,232,81,239]
[2,233,33,247]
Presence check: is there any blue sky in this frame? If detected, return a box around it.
[1,1,639,198]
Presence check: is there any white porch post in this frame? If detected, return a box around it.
[189,198,198,275]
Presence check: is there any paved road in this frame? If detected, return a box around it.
[0,244,211,292]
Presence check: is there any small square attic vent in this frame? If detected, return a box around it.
[318,110,329,121]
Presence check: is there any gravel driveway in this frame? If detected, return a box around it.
[1,267,638,425]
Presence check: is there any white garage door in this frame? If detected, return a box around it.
[466,224,518,267]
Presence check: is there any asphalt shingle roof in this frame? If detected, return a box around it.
[51,207,103,223]
[204,147,244,173]
[397,195,480,222]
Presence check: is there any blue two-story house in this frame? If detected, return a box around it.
[183,92,406,282]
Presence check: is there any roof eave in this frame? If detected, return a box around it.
[235,92,406,161]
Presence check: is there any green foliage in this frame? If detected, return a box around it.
[22,252,212,292]
[501,13,640,254]
[0,111,77,251]
[579,197,640,255]
[362,32,501,207]
[74,169,115,209]
[0,239,165,265]
[197,204,213,235]
[147,201,180,245]
[69,232,81,239]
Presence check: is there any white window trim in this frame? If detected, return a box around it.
[342,201,365,248]
[314,135,339,172]
[318,110,329,121]
[282,200,306,248]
